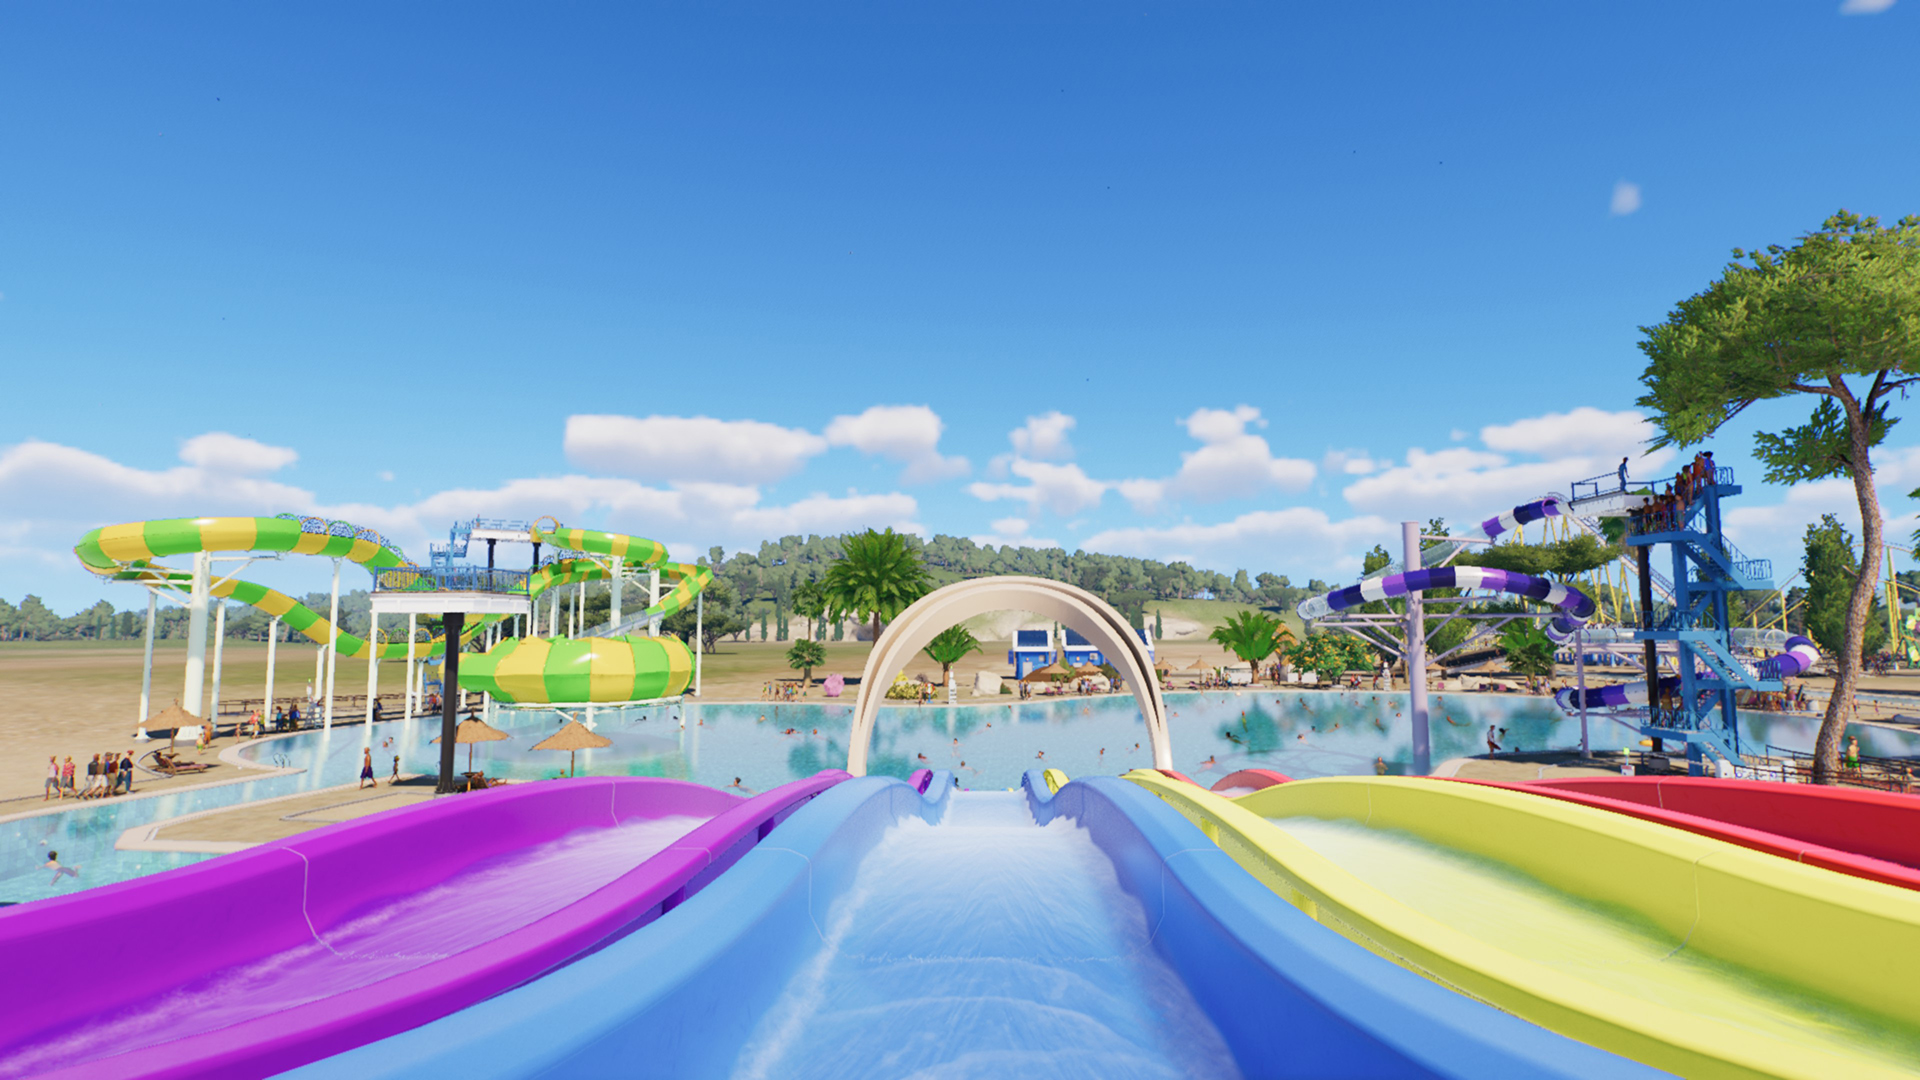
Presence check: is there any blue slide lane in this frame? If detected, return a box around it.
[292,772,1659,1079]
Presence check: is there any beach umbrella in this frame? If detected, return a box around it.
[1071,663,1105,677]
[432,717,511,772]
[1021,661,1070,683]
[1185,658,1213,671]
[532,719,611,777]
[148,701,201,748]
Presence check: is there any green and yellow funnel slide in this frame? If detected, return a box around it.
[1125,771,1920,1080]
[457,636,694,704]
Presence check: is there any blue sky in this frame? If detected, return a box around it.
[4,1,1918,612]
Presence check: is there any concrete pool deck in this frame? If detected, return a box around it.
[115,774,443,852]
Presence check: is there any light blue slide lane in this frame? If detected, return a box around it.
[290,773,1662,1079]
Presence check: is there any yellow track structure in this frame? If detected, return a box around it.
[1125,771,1920,1079]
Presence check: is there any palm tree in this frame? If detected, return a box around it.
[791,579,827,641]
[786,637,826,687]
[1209,610,1288,683]
[922,624,982,685]
[821,528,933,645]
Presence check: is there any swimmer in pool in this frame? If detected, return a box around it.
[45,851,78,885]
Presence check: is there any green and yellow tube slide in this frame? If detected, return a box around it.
[74,515,706,701]
[1125,771,1920,1079]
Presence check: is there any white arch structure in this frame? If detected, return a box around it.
[846,576,1172,775]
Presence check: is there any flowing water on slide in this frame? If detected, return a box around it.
[3,814,712,1078]
[1267,816,1920,1071]
[732,792,1240,1080]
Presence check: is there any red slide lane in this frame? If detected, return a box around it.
[1209,768,1293,794]
[1454,776,1920,893]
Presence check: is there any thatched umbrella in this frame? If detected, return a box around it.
[431,717,511,772]
[1021,661,1070,683]
[532,719,611,777]
[1184,657,1213,671]
[1071,663,1105,677]
[147,701,201,748]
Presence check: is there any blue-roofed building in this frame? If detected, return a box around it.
[1062,627,1102,668]
[1007,627,1055,677]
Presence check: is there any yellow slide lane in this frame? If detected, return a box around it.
[1125,771,1920,1079]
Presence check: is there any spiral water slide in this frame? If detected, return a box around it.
[449,523,714,704]
[74,515,483,659]
[74,516,713,703]
[1552,635,1820,712]
[1298,498,1598,642]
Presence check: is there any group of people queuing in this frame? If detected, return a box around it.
[44,751,136,800]
[1629,452,1717,534]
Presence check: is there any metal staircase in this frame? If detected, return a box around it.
[1626,466,1779,775]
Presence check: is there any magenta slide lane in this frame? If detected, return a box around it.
[0,770,848,1079]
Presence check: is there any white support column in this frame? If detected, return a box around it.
[648,568,661,637]
[323,557,343,729]
[313,644,324,710]
[1404,521,1431,776]
[265,615,280,728]
[209,601,227,733]
[181,550,212,719]
[364,609,380,741]
[574,585,584,638]
[694,591,703,697]
[609,556,624,630]
[550,589,560,640]
[136,590,158,738]
[405,613,418,722]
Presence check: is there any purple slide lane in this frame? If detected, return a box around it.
[0,770,847,1080]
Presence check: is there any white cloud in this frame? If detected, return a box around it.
[1481,407,1656,460]
[968,459,1107,516]
[1115,478,1167,514]
[0,434,923,608]
[1083,507,1393,580]
[1121,405,1315,508]
[1321,448,1379,476]
[970,516,1061,550]
[1722,446,1920,573]
[729,490,922,537]
[177,432,299,474]
[1610,180,1642,216]
[1009,411,1077,460]
[378,470,395,482]
[563,414,827,484]
[824,404,969,483]
[1840,0,1895,12]
[1342,407,1675,527]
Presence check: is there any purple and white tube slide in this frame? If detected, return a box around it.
[1301,564,1597,643]
[1554,635,1820,712]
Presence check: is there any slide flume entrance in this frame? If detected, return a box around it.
[732,790,1236,1079]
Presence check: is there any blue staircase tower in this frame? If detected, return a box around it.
[1627,464,1778,775]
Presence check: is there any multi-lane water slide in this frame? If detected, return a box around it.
[73,515,712,704]
[1128,770,1920,1079]
[287,770,1653,1080]
[0,773,844,1079]
[1478,774,1920,892]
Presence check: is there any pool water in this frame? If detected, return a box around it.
[3,691,1910,906]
